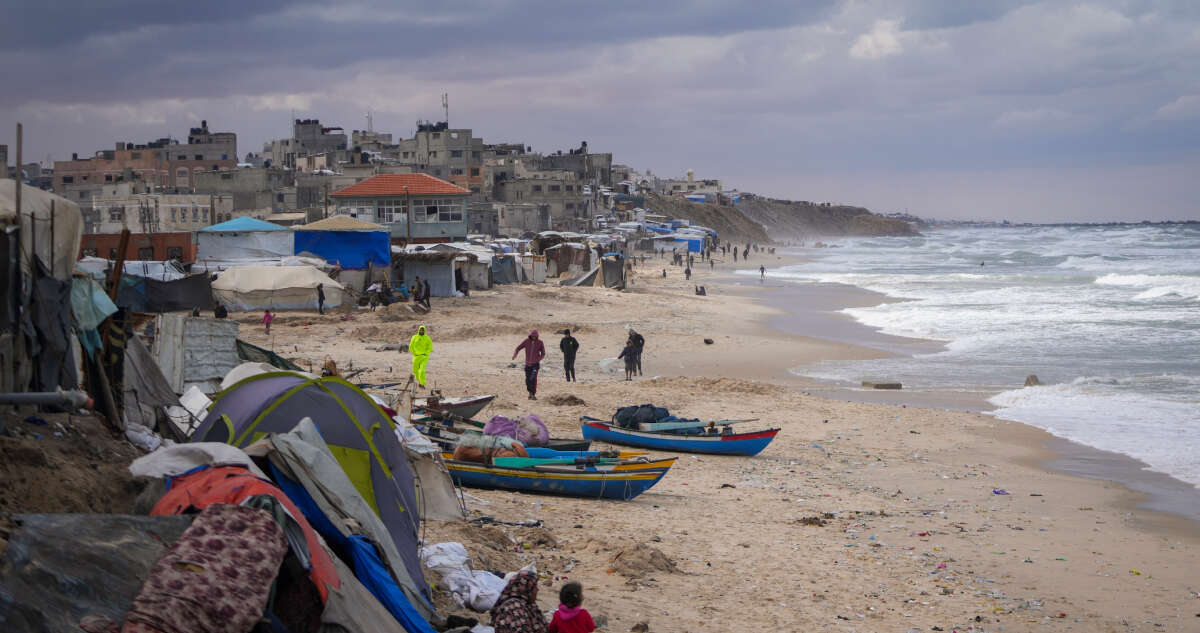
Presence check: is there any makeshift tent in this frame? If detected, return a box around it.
[391,248,470,297]
[294,215,390,270]
[211,264,343,311]
[236,339,304,372]
[0,180,82,278]
[250,419,444,631]
[123,334,182,432]
[601,256,627,289]
[196,216,295,264]
[151,314,239,394]
[427,243,494,290]
[490,254,526,284]
[192,372,435,619]
[0,514,193,632]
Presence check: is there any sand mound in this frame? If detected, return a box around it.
[546,394,587,406]
[608,543,678,578]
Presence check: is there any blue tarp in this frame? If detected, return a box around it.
[269,464,437,633]
[674,236,702,253]
[294,230,390,270]
[199,216,289,232]
[646,226,672,234]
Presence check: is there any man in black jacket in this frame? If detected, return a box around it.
[559,329,580,382]
[629,329,645,376]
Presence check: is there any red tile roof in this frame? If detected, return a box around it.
[330,173,470,197]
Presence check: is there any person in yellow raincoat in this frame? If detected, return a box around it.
[409,324,433,387]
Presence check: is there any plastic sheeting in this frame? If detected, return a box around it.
[293,230,389,270]
[116,274,215,313]
[152,314,239,393]
[0,180,82,279]
[211,265,344,311]
[76,257,187,281]
[122,334,182,430]
[419,542,507,612]
[0,514,193,631]
[196,226,294,263]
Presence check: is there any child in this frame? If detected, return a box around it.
[261,309,274,335]
[617,338,636,381]
[548,581,595,633]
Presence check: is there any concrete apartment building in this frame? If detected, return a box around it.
[654,170,722,196]
[537,142,614,187]
[466,201,500,237]
[261,119,347,169]
[491,162,589,231]
[194,167,292,214]
[384,122,485,193]
[330,173,471,243]
[53,120,238,217]
[495,203,550,236]
[90,192,234,234]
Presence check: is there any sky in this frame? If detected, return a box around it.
[2,0,1198,222]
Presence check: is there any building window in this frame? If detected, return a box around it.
[195,154,203,160]
[550,185,561,192]
[451,168,464,175]
[138,247,155,260]
[276,193,284,202]
[192,208,199,221]
[412,197,463,223]
[429,151,438,158]
[566,203,575,210]
[61,176,73,184]
[532,185,542,192]
[402,152,410,158]
[178,155,187,160]
[431,133,440,139]
[221,154,228,160]
[470,167,480,177]
[565,185,574,191]
[376,198,404,223]
[81,175,88,181]
[211,164,219,171]
[170,208,176,221]
[131,152,142,159]
[451,150,463,158]
[472,151,481,159]
[108,206,124,221]
[203,209,209,221]
[105,175,113,182]
[167,246,183,260]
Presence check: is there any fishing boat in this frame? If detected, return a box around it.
[443,458,672,500]
[413,410,592,452]
[412,393,495,419]
[441,452,674,472]
[580,416,779,456]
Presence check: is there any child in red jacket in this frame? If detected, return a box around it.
[548,581,595,633]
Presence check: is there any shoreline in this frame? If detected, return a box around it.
[235,253,1200,631]
[718,258,1200,531]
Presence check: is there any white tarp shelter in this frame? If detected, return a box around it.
[196,216,294,266]
[76,257,187,281]
[0,180,82,278]
[212,265,344,311]
[151,314,240,394]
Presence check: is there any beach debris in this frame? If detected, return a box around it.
[608,543,677,578]
[719,483,736,489]
[992,489,1010,495]
[703,338,714,344]
[630,622,650,633]
[1024,374,1041,386]
[797,516,827,527]
[546,394,586,406]
[862,381,902,389]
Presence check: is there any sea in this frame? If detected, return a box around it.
[749,224,1200,489]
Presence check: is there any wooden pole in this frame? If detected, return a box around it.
[14,123,21,226]
[107,229,131,300]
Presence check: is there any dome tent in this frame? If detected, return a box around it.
[192,372,433,618]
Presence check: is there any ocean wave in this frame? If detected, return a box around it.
[1094,273,1200,300]
[989,383,1200,486]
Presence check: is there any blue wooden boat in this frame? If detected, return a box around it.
[580,417,780,456]
[444,458,671,500]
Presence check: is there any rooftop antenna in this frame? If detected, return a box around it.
[366,109,374,133]
[441,93,449,126]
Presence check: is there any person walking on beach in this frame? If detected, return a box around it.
[560,329,580,382]
[513,330,546,400]
[548,581,595,633]
[628,328,645,376]
[409,324,433,389]
[316,283,325,315]
[685,267,692,280]
[760,265,766,281]
[709,258,714,271]
[732,248,737,262]
[423,278,432,308]
[618,338,637,381]
[261,309,274,335]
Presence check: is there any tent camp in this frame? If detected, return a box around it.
[427,243,495,290]
[192,373,438,620]
[211,265,343,311]
[196,217,295,267]
[294,216,390,290]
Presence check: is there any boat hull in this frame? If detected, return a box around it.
[580,419,779,456]
[414,394,496,419]
[445,461,669,500]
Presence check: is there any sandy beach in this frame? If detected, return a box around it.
[236,252,1200,633]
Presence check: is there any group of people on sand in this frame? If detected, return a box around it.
[405,325,646,394]
[492,573,596,633]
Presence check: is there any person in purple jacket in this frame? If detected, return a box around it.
[512,330,547,400]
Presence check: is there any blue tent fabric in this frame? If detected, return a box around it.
[115,276,147,312]
[269,464,436,633]
[199,216,289,232]
[294,230,390,270]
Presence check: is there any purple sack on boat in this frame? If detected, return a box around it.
[516,414,550,447]
[483,415,519,439]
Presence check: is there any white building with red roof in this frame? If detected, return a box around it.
[330,173,470,243]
